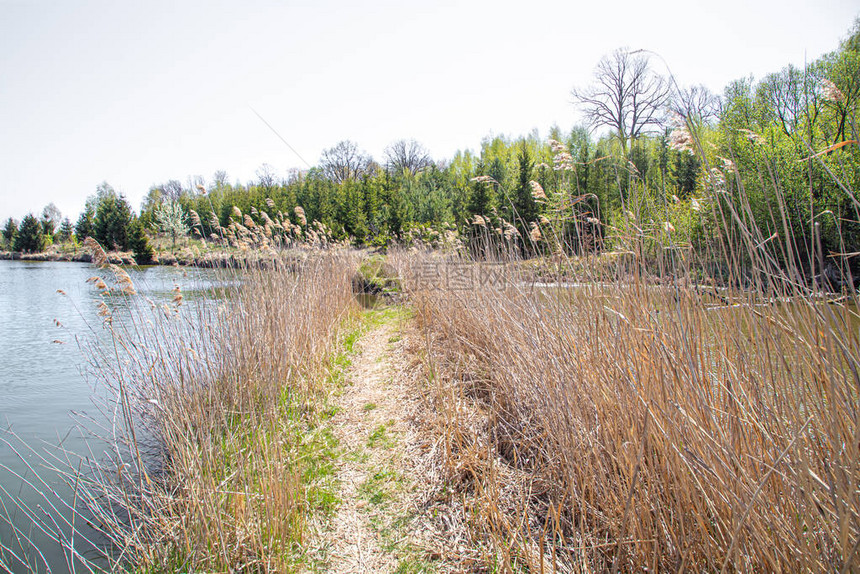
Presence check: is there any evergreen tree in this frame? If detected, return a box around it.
[513,142,538,234]
[127,217,154,263]
[362,174,384,234]
[56,218,74,243]
[2,218,17,249]
[13,213,45,253]
[93,192,133,250]
[40,203,62,238]
[671,148,700,198]
[413,166,454,224]
[487,156,507,207]
[570,126,592,195]
[339,181,368,242]
[383,174,409,238]
[467,161,493,216]
[75,207,95,240]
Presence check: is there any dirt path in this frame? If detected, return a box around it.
[325,309,434,573]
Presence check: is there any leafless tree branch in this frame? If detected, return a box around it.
[384,139,432,176]
[572,48,670,154]
[320,140,372,183]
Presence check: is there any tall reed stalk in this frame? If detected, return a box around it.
[2,250,357,572]
[396,135,860,571]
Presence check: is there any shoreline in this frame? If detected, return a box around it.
[0,249,309,269]
[0,250,96,263]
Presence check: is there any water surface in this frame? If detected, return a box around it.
[0,260,220,573]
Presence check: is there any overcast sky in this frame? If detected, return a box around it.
[0,0,857,222]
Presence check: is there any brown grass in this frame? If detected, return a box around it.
[396,251,859,571]
[0,251,360,572]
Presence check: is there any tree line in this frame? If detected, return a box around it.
[2,183,152,260]
[2,20,858,275]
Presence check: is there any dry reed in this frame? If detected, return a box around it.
[398,252,859,572]
[1,251,357,572]
[394,142,860,571]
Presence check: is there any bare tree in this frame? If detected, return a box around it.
[256,164,278,189]
[212,170,230,189]
[187,175,206,194]
[384,139,432,176]
[572,48,670,154]
[157,180,185,201]
[319,140,371,183]
[40,203,62,235]
[758,68,810,137]
[672,84,721,126]
[286,168,306,184]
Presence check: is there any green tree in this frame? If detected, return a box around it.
[842,17,860,53]
[824,47,860,144]
[382,174,409,238]
[55,218,74,243]
[14,213,46,253]
[669,141,700,198]
[339,181,368,242]
[139,187,164,230]
[468,161,493,216]
[127,217,154,263]
[413,166,454,224]
[40,203,62,238]
[76,207,95,240]
[2,218,17,249]
[93,190,133,250]
[513,142,538,234]
[362,174,384,233]
[487,156,507,206]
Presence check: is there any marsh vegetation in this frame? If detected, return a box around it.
[2,21,860,574]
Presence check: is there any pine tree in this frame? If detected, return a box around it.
[671,149,700,198]
[2,218,17,249]
[40,203,61,238]
[128,218,154,263]
[362,174,384,234]
[76,207,95,240]
[56,218,74,243]
[467,161,493,216]
[339,181,368,242]
[315,178,338,230]
[487,156,507,203]
[14,213,45,253]
[513,142,537,230]
[93,192,133,250]
[383,174,409,238]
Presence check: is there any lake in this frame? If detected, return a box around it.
[0,260,220,573]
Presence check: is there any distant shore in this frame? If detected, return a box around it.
[0,250,96,263]
[0,249,309,269]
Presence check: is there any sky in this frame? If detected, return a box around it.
[0,0,857,223]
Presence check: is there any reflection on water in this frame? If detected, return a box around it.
[0,261,224,573]
[355,292,386,309]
